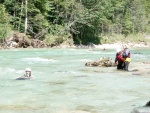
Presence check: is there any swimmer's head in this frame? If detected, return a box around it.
[25,68,31,77]
[25,68,31,72]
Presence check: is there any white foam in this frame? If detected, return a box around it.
[76,59,92,62]
[54,71,77,74]
[0,67,15,72]
[22,57,57,62]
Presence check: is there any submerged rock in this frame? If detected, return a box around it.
[131,107,150,113]
[85,57,117,67]
[145,101,150,106]
[131,101,150,113]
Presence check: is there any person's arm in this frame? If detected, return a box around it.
[128,52,131,58]
[115,53,118,63]
[126,49,131,58]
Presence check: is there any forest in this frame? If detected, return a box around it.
[0,0,150,46]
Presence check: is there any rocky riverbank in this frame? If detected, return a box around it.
[47,41,150,49]
[1,32,150,49]
[92,42,150,49]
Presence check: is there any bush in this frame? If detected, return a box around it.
[44,34,66,47]
[0,4,11,43]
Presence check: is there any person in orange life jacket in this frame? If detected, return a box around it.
[122,48,131,71]
[115,49,125,70]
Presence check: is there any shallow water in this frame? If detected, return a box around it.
[0,48,150,113]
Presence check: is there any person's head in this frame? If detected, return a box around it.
[116,48,122,53]
[25,68,31,77]
[124,47,128,50]
[125,48,130,55]
[123,48,126,51]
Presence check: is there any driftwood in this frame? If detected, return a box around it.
[5,32,47,48]
[6,32,30,48]
[31,39,47,48]
[85,57,117,67]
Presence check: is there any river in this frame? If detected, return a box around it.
[0,48,150,113]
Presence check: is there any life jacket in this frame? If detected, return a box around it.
[123,49,131,62]
[117,54,124,62]
[125,58,131,62]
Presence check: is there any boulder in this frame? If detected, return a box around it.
[85,57,117,67]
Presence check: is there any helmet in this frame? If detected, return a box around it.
[116,48,121,53]
[25,68,31,72]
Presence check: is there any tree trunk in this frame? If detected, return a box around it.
[24,0,28,35]
[18,1,24,31]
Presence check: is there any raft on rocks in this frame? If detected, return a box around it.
[85,57,117,67]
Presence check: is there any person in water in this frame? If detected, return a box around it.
[122,48,131,71]
[24,68,32,77]
[115,48,125,70]
[15,68,33,80]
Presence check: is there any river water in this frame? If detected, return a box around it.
[0,48,150,113]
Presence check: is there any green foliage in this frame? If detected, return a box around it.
[101,33,149,44]
[1,0,150,45]
[122,8,133,37]
[68,1,102,44]
[0,4,11,43]
[44,34,65,46]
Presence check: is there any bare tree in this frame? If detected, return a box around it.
[18,1,24,31]
[24,0,28,35]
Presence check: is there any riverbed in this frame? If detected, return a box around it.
[0,48,150,113]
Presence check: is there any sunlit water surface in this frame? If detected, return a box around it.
[0,48,150,113]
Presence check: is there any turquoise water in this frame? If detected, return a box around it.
[0,48,150,113]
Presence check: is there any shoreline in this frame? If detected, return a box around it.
[93,42,150,50]
[0,42,150,50]
[55,42,150,50]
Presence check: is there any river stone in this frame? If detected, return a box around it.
[85,57,117,67]
[132,73,141,75]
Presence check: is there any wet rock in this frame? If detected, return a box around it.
[146,101,150,107]
[131,69,139,72]
[132,73,141,75]
[85,57,117,67]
